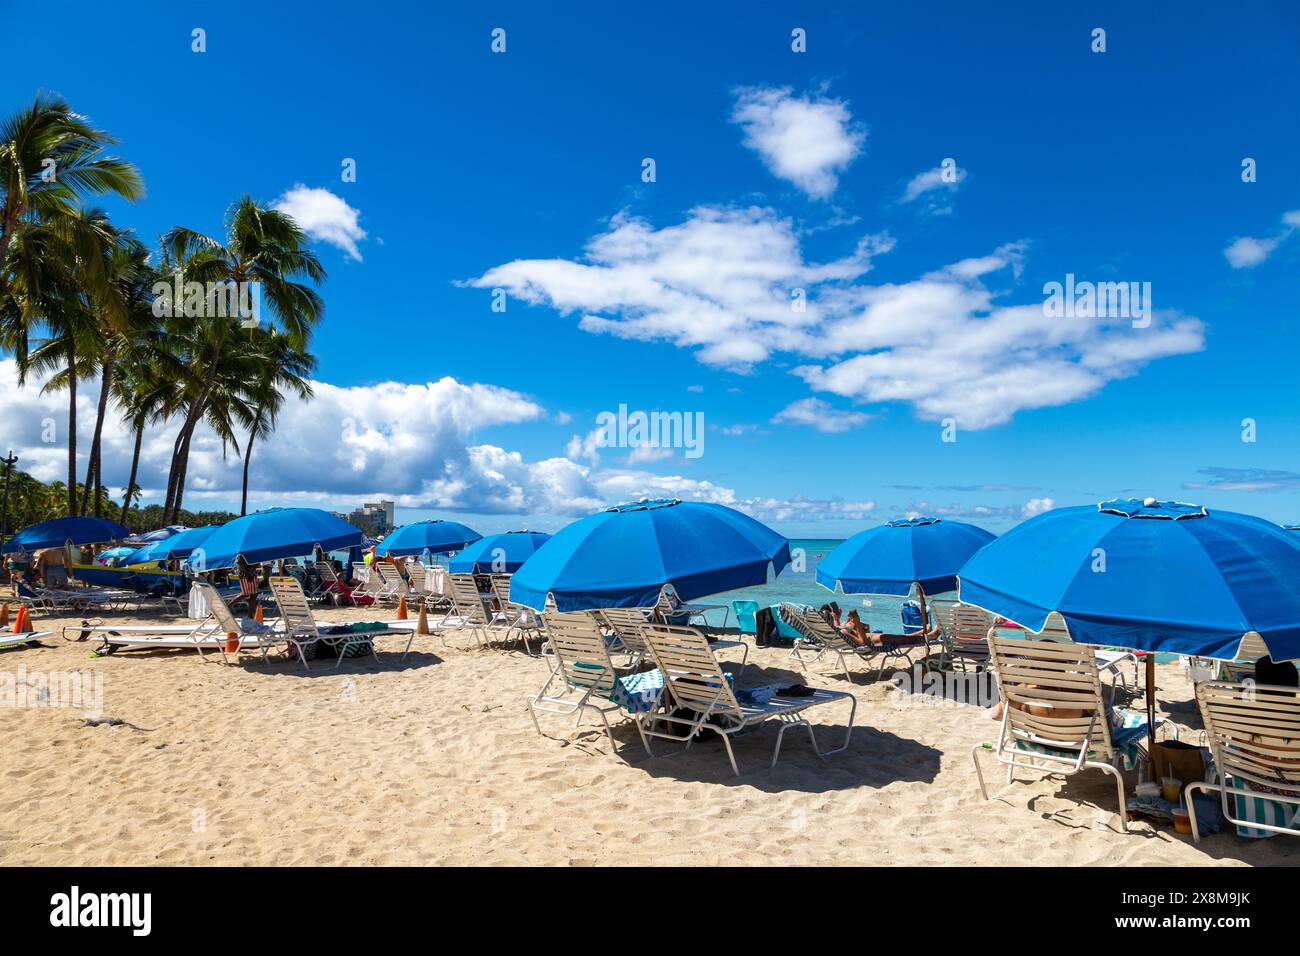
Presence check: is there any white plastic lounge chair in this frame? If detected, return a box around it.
[1186,680,1300,843]
[74,581,282,663]
[369,560,404,605]
[639,623,856,776]
[1035,614,1137,697]
[439,573,511,648]
[779,603,924,683]
[596,607,653,667]
[269,576,412,668]
[489,573,542,655]
[972,635,1151,832]
[942,604,995,672]
[527,611,640,749]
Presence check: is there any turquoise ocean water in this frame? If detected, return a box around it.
[703,538,955,631]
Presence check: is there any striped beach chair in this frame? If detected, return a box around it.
[1186,680,1300,843]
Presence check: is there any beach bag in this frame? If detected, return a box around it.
[1151,738,1206,791]
[754,607,777,648]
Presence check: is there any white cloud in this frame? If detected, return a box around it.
[900,162,967,209]
[1223,209,1300,269]
[731,86,864,199]
[273,185,368,261]
[771,397,871,433]
[1022,496,1055,517]
[0,360,888,528]
[471,208,1203,429]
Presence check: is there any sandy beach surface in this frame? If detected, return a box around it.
[1,604,1295,867]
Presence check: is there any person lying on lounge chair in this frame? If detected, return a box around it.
[821,601,940,648]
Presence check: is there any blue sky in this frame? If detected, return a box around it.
[2,0,1298,536]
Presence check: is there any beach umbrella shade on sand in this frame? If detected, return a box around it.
[958,498,1300,662]
[186,508,361,571]
[2,515,131,554]
[375,519,481,558]
[510,498,791,612]
[448,531,552,573]
[816,516,995,598]
[127,525,220,565]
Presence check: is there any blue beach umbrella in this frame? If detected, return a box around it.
[816,516,995,597]
[375,519,481,558]
[2,515,131,554]
[448,531,552,573]
[128,525,220,565]
[122,524,188,546]
[187,508,361,571]
[510,498,791,612]
[958,498,1300,661]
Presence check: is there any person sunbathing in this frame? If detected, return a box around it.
[821,602,937,648]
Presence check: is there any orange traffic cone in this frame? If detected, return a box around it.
[0,602,9,628]
[225,632,239,654]
[396,596,408,620]
[21,609,33,633]
[12,606,26,634]
[416,602,430,635]
[254,603,264,624]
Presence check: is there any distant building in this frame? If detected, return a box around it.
[365,500,395,530]
[335,499,395,535]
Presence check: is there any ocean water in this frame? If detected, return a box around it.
[703,538,955,632]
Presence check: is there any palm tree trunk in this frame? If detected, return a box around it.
[66,345,78,517]
[163,362,220,523]
[120,423,143,523]
[81,359,113,515]
[241,427,258,516]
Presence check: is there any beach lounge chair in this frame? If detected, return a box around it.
[74,580,284,663]
[269,576,414,668]
[940,604,995,672]
[438,573,509,648]
[971,635,1155,833]
[639,623,856,776]
[527,611,640,750]
[489,573,542,655]
[369,560,404,605]
[12,578,88,613]
[1186,680,1300,843]
[779,603,925,683]
[596,607,653,668]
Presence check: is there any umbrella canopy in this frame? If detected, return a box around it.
[815,516,995,596]
[2,516,131,554]
[128,525,219,565]
[510,498,790,612]
[95,546,140,565]
[187,508,361,571]
[375,520,481,557]
[122,525,188,546]
[448,531,552,573]
[958,497,1300,661]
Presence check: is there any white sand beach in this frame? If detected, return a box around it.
[0,606,1294,867]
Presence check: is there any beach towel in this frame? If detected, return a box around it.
[1224,774,1300,839]
[1012,707,1155,771]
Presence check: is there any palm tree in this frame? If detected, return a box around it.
[0,92,144,299]
[76,233,158,516]
[235,329,314,515]
[20,207,120,515]
[158,196,324,522]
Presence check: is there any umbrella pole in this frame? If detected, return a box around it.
[1145,652,1156,780]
